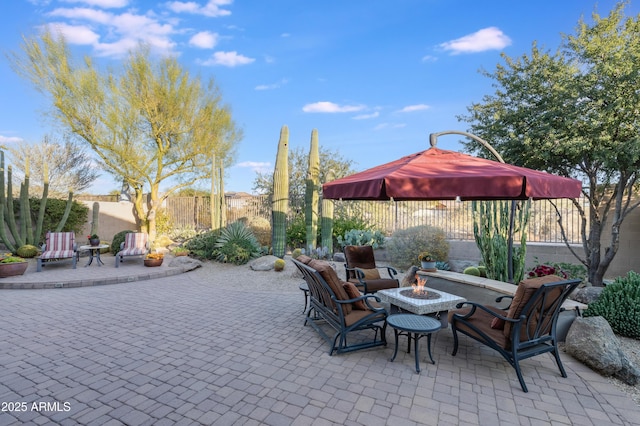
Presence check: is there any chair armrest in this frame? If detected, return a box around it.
[495,295,514,309]
[345,266,367,283]
[119,242,125,250]
[452,301,511,322]
[382,266,397,277]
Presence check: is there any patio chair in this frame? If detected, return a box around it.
[36,231,78,272]
[115,232,149,267]
[343,245,399,294]
[448,275,582,392]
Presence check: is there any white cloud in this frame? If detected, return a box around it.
[255,79,288,91]
[398,104,430,113]
[352,111,379,120]
[421,55,437,62]
[439,27,511,54]
[45,22,100,45]
[200,51,255,66]
[61,0,128,7]
[166,0,232,17]
[236,161,271,173]
[0,135,23,144]
[374,123,406,131]
[302,101,365,113]
[49,7,112,24]
[189,31,218,48]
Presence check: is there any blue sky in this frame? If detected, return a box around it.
[1,0,638,195]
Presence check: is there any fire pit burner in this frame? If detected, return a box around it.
[400,289,441,300]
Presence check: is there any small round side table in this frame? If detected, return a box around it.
[78,244,109,267]
[387,313,441,373]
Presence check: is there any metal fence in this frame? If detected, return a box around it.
[164,195,587,244]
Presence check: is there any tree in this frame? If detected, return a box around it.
[10,29,241,242]
[253,145,356,212]
[6,134,99,196]
[459,2,640,286]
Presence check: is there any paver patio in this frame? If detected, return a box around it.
[0,258,638,425]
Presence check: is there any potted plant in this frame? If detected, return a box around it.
[418,251,437,271]
[88,234,100,247]
[144,252,164,267]
[0,253,28,277]
[172,246,190,257]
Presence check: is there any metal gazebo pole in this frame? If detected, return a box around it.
[429,130,517,283]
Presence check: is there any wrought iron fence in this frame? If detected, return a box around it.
[164,195,587,244]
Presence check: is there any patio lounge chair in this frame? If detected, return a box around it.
[343,245,399,294]
[115,232,149,267]
[293,256,388,355]
[448,275,582,392]
[36,231,78,272]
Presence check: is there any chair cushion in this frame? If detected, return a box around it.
[503,274,563,338]
[449,305,509,349]
[343,308,386,327]
[344,245,376,269]
[40,250,75,260]
[361,268,381,280]
[308,259,352,315]
[343,282,367,310]
[296,255,313,264]
[349,278,398,292]
[490,315,506,330]
[46,232,75,251]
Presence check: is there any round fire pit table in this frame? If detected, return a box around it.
[387,313,441,374]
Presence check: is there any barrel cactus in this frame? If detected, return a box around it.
[274,258,286,272]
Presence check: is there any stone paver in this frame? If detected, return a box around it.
[0,261,639,425]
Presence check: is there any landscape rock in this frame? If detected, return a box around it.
[565,316,640,385]
[572,286,604,304]
[401,266,420,287]
[332,252,345,263]
[249,255,281,271]
[168,256,202,271]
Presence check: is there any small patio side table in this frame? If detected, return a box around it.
[78,244,109,267]
[387,313,441,373]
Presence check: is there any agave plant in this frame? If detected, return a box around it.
[214,221,262,265]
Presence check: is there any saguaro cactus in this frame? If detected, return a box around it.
[305,129,320,251]
[321,169,335,255]
[271,126,289,258]
[210,153,226,230]
[0,150,74,252]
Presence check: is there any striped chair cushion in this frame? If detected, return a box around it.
[120,233,148,256]
[41,232,75,259]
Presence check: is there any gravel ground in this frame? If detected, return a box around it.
[194,257,640,406]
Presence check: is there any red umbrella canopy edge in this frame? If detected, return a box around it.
[322,147,582,201]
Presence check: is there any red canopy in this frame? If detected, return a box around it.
[322,147,581,201]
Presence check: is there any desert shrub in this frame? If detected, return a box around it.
[27,198,89,244]
[583,271,640,339]
[213,221,261,265]
[110,230,135,255]
[16,244,39,258]
[337,229,386,249]
[184,230,220,259]
[436,261,450,271]
[529,258,586,282]
[464,266,481,276]
[169,225,202,242]
[239,216,271,247]
[333,217,372,240]
[155,207,174,236]
[386,225,450,271]
[286,215,309,249]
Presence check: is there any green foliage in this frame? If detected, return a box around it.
[386,225,450,271]
[239,216,271,247]
[169,225,202,242]
[530,258,587,282]
[214,221,261,265]
[477,266,487,277]
[459,3,640,286]
[583,271,640,339]
[27,198,88,245]
[337,229,386,249]
[110,230,135,255]
[184,230,220,259]
[16,244,39,258]
[436,261,451,271]
[286,215,310,250]
[155,207,174,236]
[464,267,481,276]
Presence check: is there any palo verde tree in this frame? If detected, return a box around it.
[459,2,640,286]
[9,29,241,242]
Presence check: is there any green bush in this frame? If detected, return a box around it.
[16,244,39,258]
[184,230,220,259]
[239,216,271,247]
[337,229,386,249]
[286,215,309,250]
[332,217,372,241]
[477,266,487,277]
[155,207,174,236]
[214,221,261,265]
[27,198,89,245]
[583,271,640,339]
[386,225,450,271]
[464,266,481,276]
[110,230,135,255]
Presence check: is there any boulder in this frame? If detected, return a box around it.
[249,255,281,271]
[168,256,202,271]
[332,252,345,263]
[565,316,640,385]
[401,266,420,287]
[572,286,604,304]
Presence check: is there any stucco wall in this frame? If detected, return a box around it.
[80,201,137,243]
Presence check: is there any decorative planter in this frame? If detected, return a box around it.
[89,238,100,247]
[144,258,163,267]
[420,261,437,271]
[0,261,28,278]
